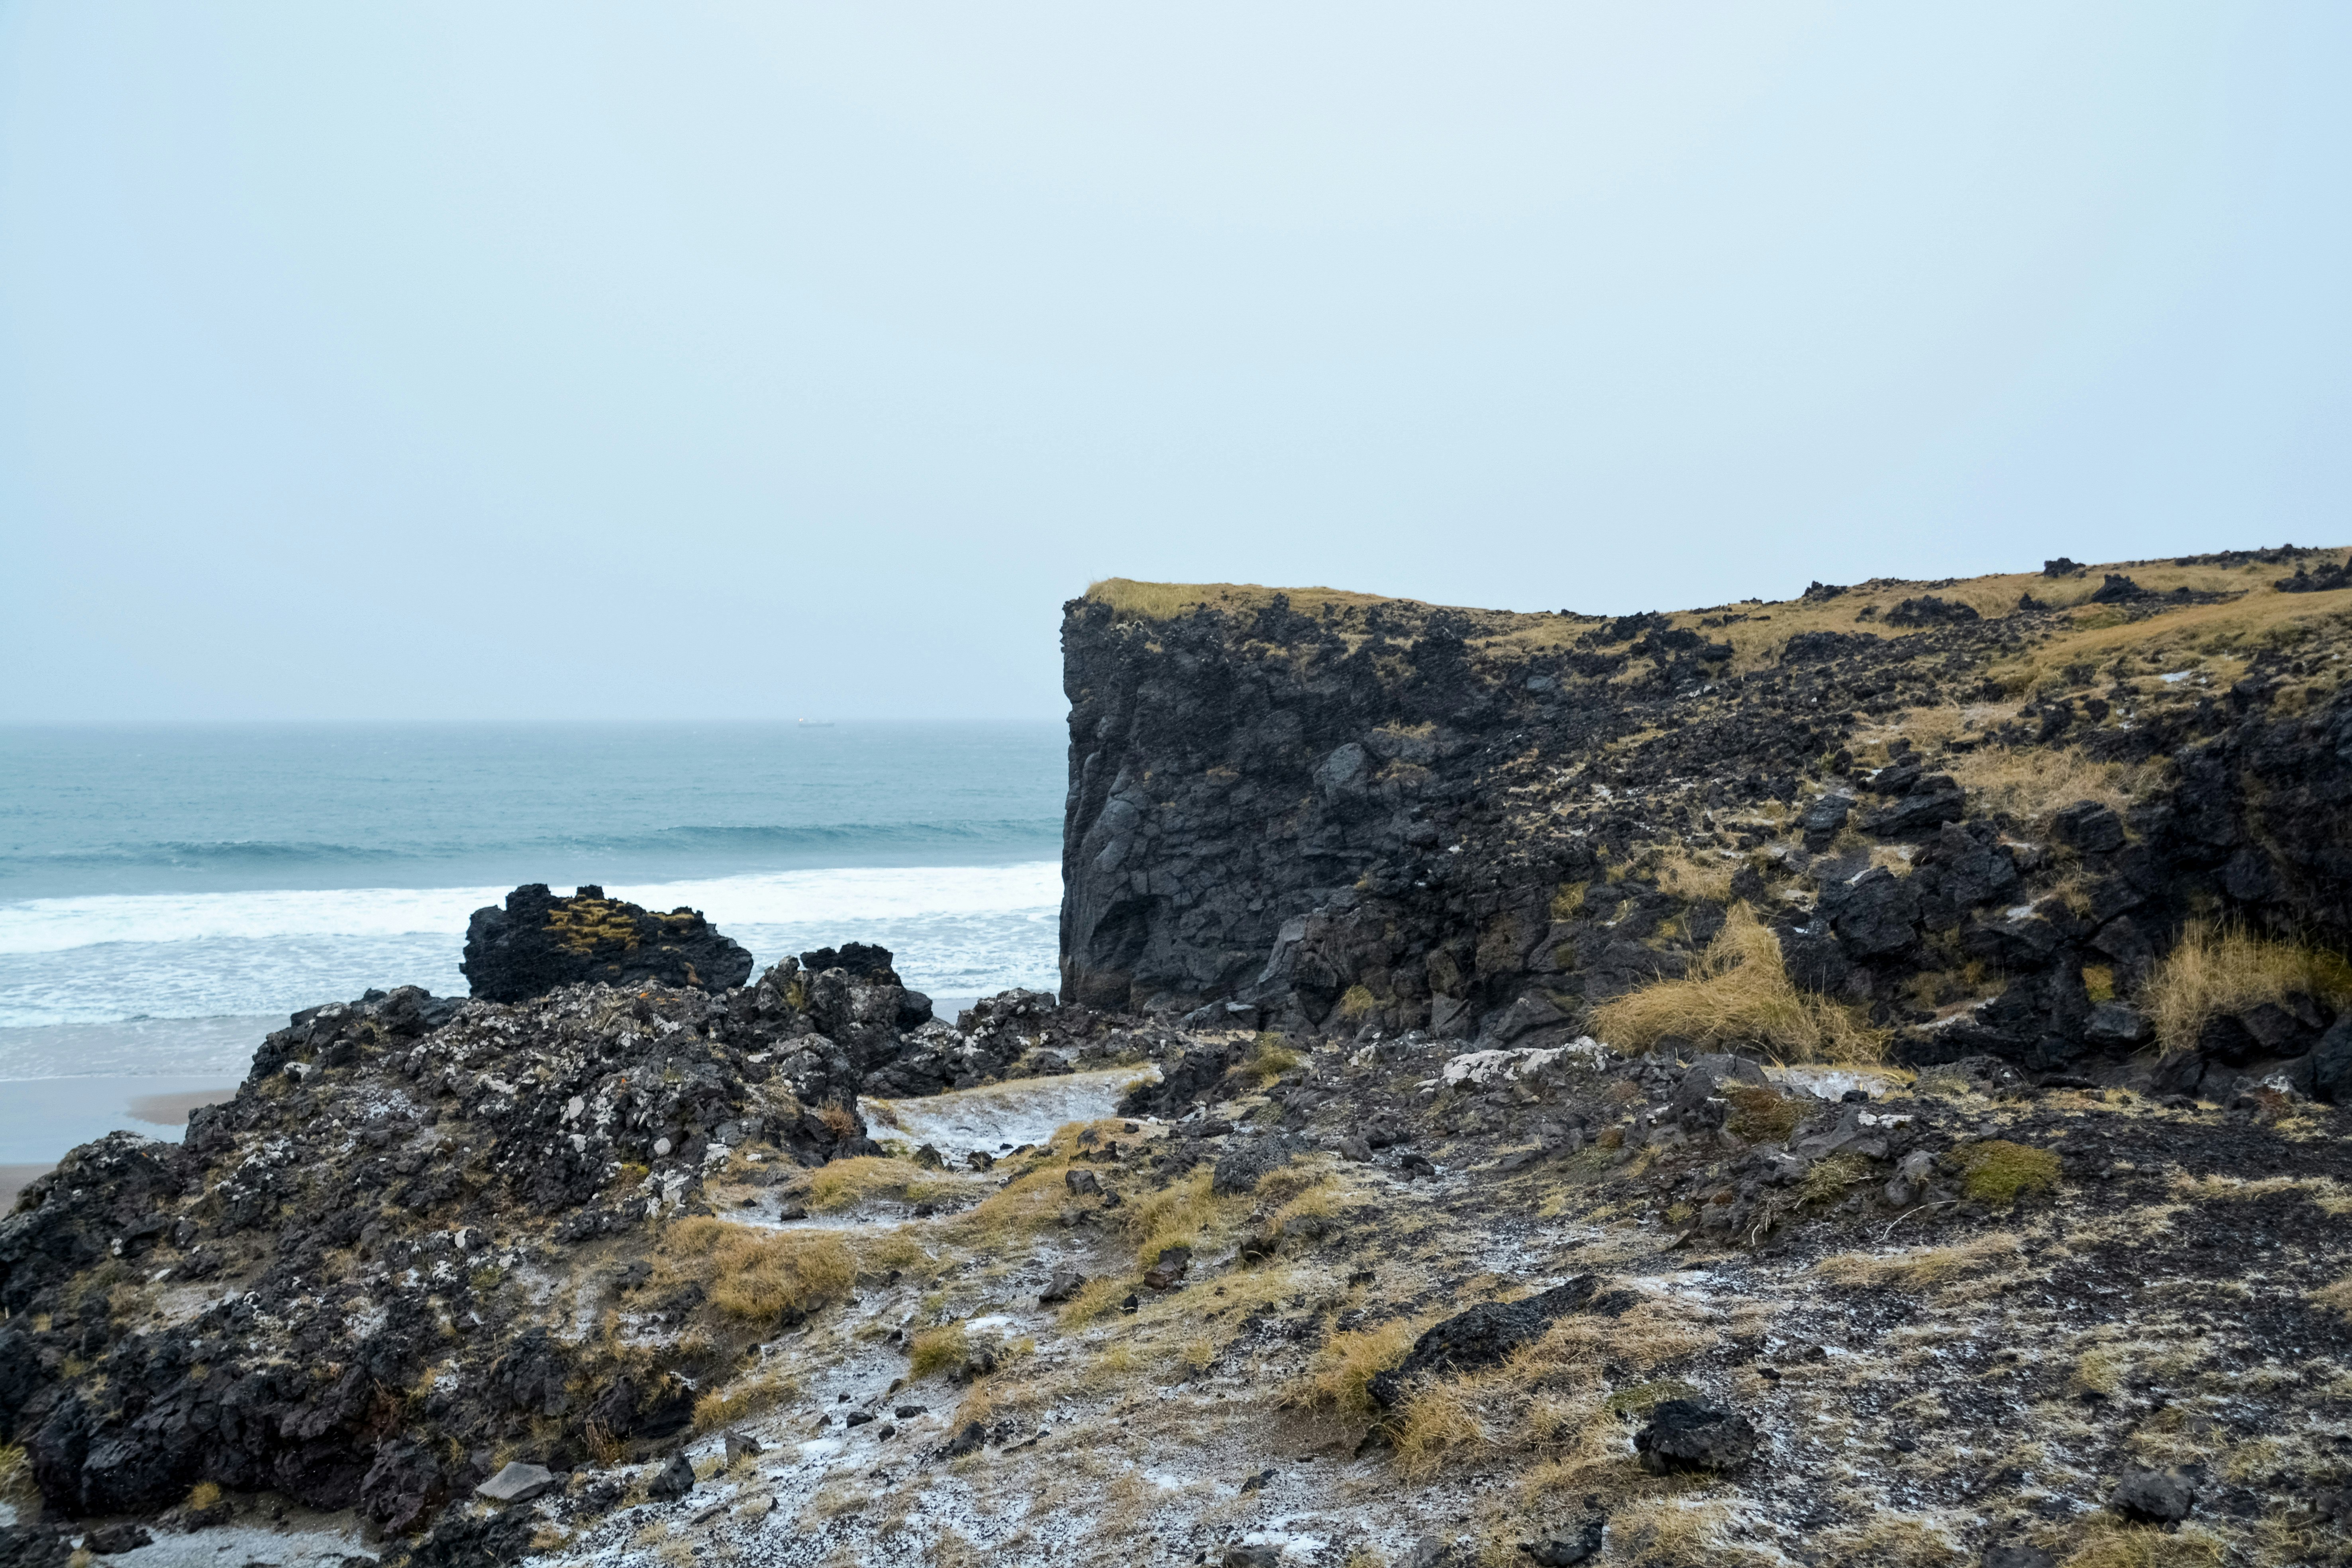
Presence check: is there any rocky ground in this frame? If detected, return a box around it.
[10,550,2352,1568]
[6,1000,2350,1568]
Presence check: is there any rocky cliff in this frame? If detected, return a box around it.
[9,557,2352,1568]
[1062,550,2352,1099]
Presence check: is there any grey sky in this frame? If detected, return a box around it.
[3,3,2345,721]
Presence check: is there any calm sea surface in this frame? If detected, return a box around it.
[0,722,1066,1082]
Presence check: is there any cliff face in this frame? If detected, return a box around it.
[1061,553,2352,1097]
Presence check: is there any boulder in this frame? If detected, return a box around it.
[474,1462,556,1504]
[1210,1134,1308,1196]
[1368,1277,1599,1407]
[1634,1399,1759,1473]
[82,1526,151,1556]
[1517,1525,1605,1566]
[647,1451,696,1501]
[462,885,751,1002]
[2111,1466,2195,1523]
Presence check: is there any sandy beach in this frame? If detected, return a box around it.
[0,1074,238,1208]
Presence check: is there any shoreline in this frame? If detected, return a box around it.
[0,995,996,1207]
[0,1074,239,1205]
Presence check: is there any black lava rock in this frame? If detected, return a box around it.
[1634,1399,1759,1474]
[647,1451,696,1501]
[1368,1277,1599,1407]
[463,884,751,1002]
[2112,1466,2195,1523]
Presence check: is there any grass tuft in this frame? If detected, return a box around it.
[2056,1517,2226,1568]
[1815,1233,2021,1289]
[908,1323,970,1380]
[1289,1320,1417,1418]
[1388,1382,1483,1481]
[806,1154,959,1212]
[1242,1033,1303,1085]
[2142,920,2352,1057]
[1722,1083,1801,1143]
[653,1217,855,1321]
[1958,1141,2061,1205]
[1590,905,1887,1064]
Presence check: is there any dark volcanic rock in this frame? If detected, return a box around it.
[463,884,751,1002]
[1368,1277,1599,1407]
[1884,596,1980,628]
[1634,1399,1759,1473]
[0,1529,71,1568]
[2111,1466,2196,1523]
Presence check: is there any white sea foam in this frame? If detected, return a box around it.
[0,862,1061,954]
[0,862,1064,1039]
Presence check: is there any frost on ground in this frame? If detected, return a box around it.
[428,1036,2352,1567]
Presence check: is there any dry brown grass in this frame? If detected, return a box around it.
[1241,1033,1303,1085]
[1085,578,1432,624]
[1289,1319,1418,1418]
[1609,1498,1764,1567]
[2054,1517,2227,1568]
[1654,849,1738,903]
[1815,1233,2021,1289]
[2143,920,2352,1057]
[908,1323,969,1381]
[2308,1271,2352,1318]
[653,1218,855,1321]
[1122,1164,1242,1266]
[1722,1083,1801,1143]
[692,1364,796,1431]
[1388,1382,1485,1481]
[1958,1140,2061,1205]
[582,1418,625,1467]
[805,1154,961,1212]
[1942,745,2166,826]
[1591,904,1888,1064]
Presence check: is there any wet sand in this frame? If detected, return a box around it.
[0,1163,49,1211]
[0,1075,239,1186]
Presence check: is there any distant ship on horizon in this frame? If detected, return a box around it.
[797,718,835,727]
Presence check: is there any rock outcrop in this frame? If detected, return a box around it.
[1061,554,2352,1100]
[462,884,753,1002]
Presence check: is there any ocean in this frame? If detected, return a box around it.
[0,722,1066,1169]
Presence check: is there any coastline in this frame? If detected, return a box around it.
[0,1073,239,1206]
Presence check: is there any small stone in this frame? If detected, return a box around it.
[722,1431,762,1465]
[1983,1548,2056,1568]
[476,1461,558,1503]
[2112,1466,2195,1523]
[1634,1400,1759,1474]
[893,1404,927,1419]
[1517,1523,1605,1566]
[646,1452,696,1501]
[1237,1467,1277,1493]
[84,1525,154,1556]
[1039,1266,1087,1305]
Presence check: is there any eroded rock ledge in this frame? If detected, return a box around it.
[1061,554,2352,1101]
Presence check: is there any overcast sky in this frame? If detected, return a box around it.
[3,3,2346,721]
